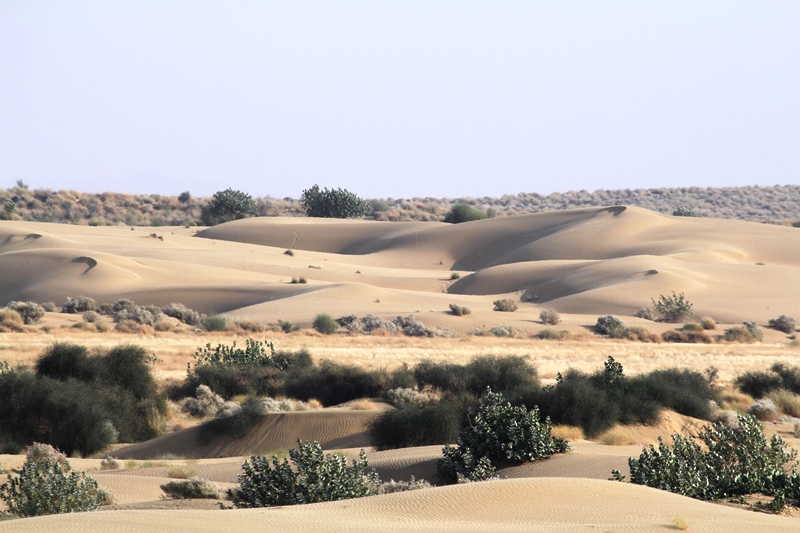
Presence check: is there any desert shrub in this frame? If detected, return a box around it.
[652,291,693,323]
[628,414,799,501]
[771,363,800,394]
[313,313,337,334]
[199,398,268,441]
[278,319,298,333]
[618,326,660,342]
[201,314,229,332]
[450,272,460,280]
[437,388,569,483]
[768,315,797,334]
[162,302,202,326]
[384,387,428,405]
[735,367,787,398]
[61,295,97,314]
[0,309,24,332]
[539,309,560,325]
[448,304,471,316]
[700,316,717,330]
[284,360,388,406]
[493,299,517,312]
[393,315,432,337]
[82,310,100,323]
[115,319,147,333]
[182,385,226,418]
[414,355,539,396]
[35,343,96,382]
[724,325,754,343]
[633,307,655,320]
[25,443,67,465]
[743,321,764,340]
[5,301,45,324]
[178,191,192,203]
[111,298,136,314]
[0,457,108,517]
[201,188,258,225]
[661,329,712,343]
[40,301,57,312]
[748,398,779,422]
[230,440,379,507]
[160,477,221,499]
[536,328,563,340]
[100,456,120,470]
[595,315,625,336]
[193,339,286,370]
[489,326,513,337]
[672,205,701,217]
[377,477,431,494]
[369,399,461,450]
[300,185,371,219]
[443,203,487,224]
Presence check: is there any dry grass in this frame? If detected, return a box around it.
[166,466,197,479]
[350,401,379,411]
[768,389,800,418]
[718,389,754,413]
[670,515,690,530]
[551,425,585,441]
[597,427,635,446]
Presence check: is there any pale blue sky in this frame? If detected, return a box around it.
[1,1,798,199]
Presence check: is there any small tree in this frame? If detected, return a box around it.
[437,388,568,483]
[652,291,693,323]
[301,185,370,219]
[230,440,379,507]
[313,314,337,334]
[444,204,487,224]
[201,188,258,225]
[0,458,107,517]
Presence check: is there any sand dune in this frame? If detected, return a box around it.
[1,206,798,326]
[4,477,798,533]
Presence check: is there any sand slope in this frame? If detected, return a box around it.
[4,478,799,533]
[2,205,800,326]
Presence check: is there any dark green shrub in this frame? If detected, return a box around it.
[413,355,539,396]
[0,458,108,517]
[313,313,337,334]
[193,339,286,369]
[628,415,799,501]
[178,191,192,203]
[300,184,371,219]
[437,388,569,483]
[199,398,267,443]
[768,315,796,334]
[35,343,97,382]
[672,206,701,217]
[652,291,693,323]
[230,440,379,507]
[444,203,487,224]
[595,315,625,336]
[284,361,387,406]
[201,188,257,225]
[735,363,800,397]
[369,400,461,450]
[201,315,229,332]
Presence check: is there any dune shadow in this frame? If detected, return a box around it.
[72,255,98,274]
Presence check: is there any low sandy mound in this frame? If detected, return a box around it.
[113,410,378,460]
[4,478,798,533]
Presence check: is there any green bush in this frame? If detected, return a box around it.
[444,204,487,224]
[595,315,625,336]
[413,355,539,396]
[313,313,337,334]
[201,315,229,332]
[201,188,258,225]
[628,414,800,501]
[230,440,379,507]
[437,388,569,483]
[652,291,693,323]
[735,363,800,397]
[300,185,371,219]
[35,343,97,382]
[193,339,286,369]
[284,360,388,406]
[369,399,462,450]
[0,458,108,517]
[199,398,267,443]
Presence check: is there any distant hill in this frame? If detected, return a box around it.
[1,184,799,226]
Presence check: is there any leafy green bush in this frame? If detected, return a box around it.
[539,309,560,325]
[444,203,487,224]
[201,188,258,225]
[284,360,389,406]
[768,315,796,334]
[193,339,286,369]
[230,440,379,507]
[300,185,371,219]
[199,398,267,442]
[437,388,569,483]
[369,399,462,450]
[652,291,693,323]
[735,363,800,397]
[628,414,800,501]
[313,313,337,334]
[0,458,108,517]
[160,477,221,499]
[5,301,45,324]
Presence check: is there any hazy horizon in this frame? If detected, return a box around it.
[2,2,798,199]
